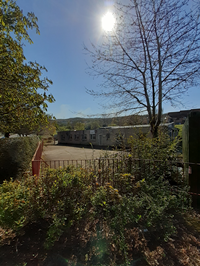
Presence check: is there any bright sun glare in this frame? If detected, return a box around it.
[102,12,115,32]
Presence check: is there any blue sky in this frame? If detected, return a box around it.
[17,0,200,119]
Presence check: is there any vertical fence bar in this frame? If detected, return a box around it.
[37,157,200,207]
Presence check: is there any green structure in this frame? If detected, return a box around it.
[182,111,200,207]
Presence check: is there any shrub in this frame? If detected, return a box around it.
[125,131,184,185]
[0,136,39,182]
[0,161,191,263]
[90,172,190,264]
[26,167,94,247]
[128,130,179,161]
[0,166,95,248]
[0,179,30,230]
[91,172,190,238]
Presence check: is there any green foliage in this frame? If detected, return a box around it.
[0,157,190,263]
[56,124,70,132]
[0,167,94,248]
[56,121,73,132]
[26,167,94,248]
[128,130,179,160]
[174,125,183,153]
[126,131,184,183]
[0,136,38,181]
[85,121,100,130]
[35,120,57,136]
[175,125,183,138]
[74,122,85,131]
[0,179,31,230]
[92,174,189,239]
[0,0,54,134]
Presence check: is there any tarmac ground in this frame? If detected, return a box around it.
[42,143,117,161]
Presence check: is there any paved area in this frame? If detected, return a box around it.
[42,144,117,161]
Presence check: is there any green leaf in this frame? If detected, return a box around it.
[0,0,54,134]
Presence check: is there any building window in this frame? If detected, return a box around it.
[90,134,96,140]
[82,134,87,140]
[75,134,79,140]
[106,133,110,140]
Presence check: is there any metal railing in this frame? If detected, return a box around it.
[32,157,200,206]
[34,157,193,181]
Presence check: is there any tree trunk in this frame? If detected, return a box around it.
[150,123,159,138]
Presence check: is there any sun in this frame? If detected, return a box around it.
[102,12,115,32]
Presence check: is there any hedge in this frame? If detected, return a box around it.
[0,136,39,182]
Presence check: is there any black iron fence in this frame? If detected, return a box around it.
[34,158,195,184]
[32,157,200,207]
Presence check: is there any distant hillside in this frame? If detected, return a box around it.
[56,114,149,129]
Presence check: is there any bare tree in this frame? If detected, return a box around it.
[85,0,200,137]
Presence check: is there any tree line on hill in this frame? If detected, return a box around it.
[55,114,149,132]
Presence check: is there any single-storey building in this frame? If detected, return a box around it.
[58,123,177,148]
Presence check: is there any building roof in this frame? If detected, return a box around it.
[100,123,175,130]
[168,109,200,119]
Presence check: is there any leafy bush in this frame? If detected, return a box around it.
[0,166,95,248]
[26,167,94,248]
[128,130,179,161]
[0,179,31,230]
[0,161,190,264]
[124,131,185,185]
[92,173,190,236]
[0,136,39,182]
